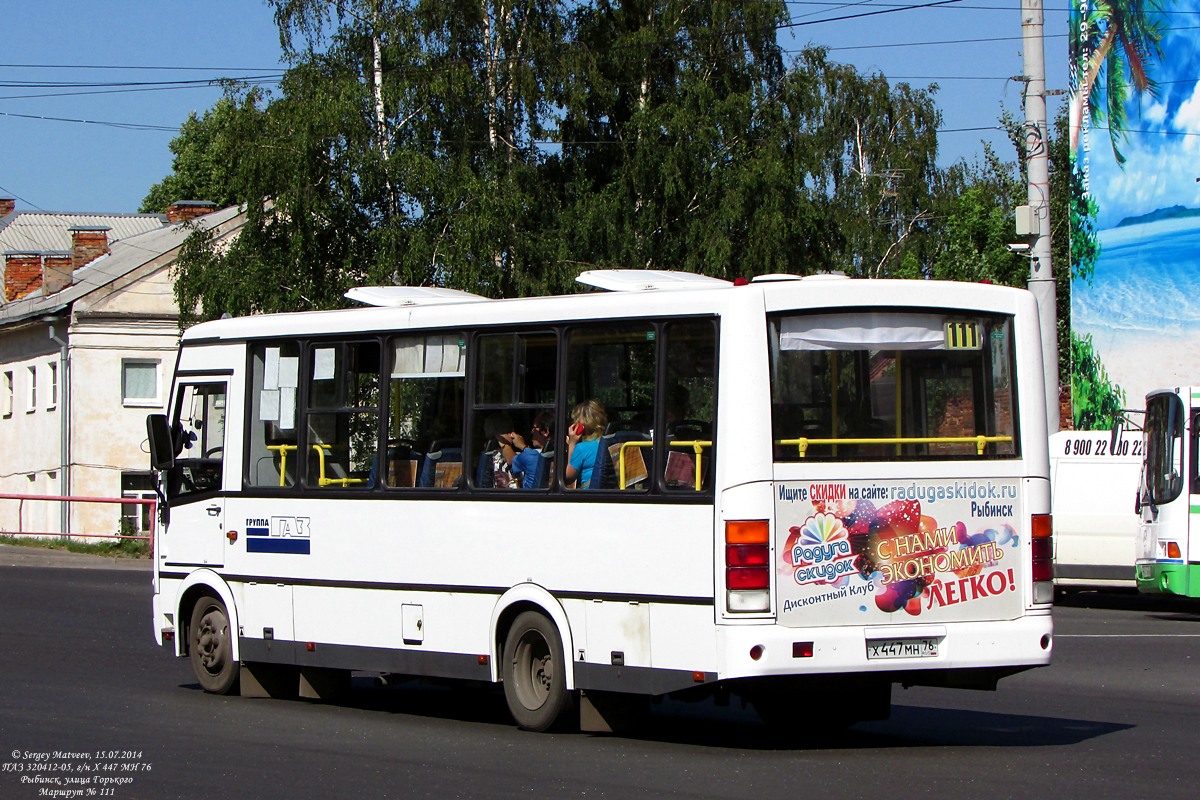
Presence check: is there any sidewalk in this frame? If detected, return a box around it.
[0,543,150,570]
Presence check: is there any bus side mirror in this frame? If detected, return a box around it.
[147,414,175,471]
[1109,417,1125,454]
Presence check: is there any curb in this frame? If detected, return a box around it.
[0,543,150,571]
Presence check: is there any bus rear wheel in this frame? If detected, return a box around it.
[502,611,571,731]
[189,595,239,695]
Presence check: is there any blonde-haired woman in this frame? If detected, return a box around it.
[565,399,607,488]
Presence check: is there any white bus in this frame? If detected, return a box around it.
[1049,430,1141,588]
[146,270,1054,732]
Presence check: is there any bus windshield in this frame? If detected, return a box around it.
[769,309,1017,461]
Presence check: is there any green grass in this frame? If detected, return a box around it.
[0,533,150,559]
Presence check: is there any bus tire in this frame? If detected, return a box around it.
[189,595,239,695]
[502,611,572,731]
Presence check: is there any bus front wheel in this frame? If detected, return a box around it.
[502,611,572,731]
[189,595,239,695]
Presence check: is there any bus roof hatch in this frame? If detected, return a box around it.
[344,286,490,307]
[576,269,732,292]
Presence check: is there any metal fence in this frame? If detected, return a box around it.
[0,492,156,551]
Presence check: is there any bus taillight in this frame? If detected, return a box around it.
[1031,513,1053,602]
[726,520,770,612]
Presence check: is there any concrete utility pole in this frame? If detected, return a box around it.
[1021,0,1059,434]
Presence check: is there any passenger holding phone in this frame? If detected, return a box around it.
[565,399,607,489]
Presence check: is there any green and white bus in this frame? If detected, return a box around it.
[1133,387,1200,596]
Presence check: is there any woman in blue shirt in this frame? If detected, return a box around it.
[565,400,607,489]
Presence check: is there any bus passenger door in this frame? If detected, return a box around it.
[160,379,229,569]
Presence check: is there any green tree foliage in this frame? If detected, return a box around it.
[153,1,1019,336]
[967,107,1075,388]
[140,92,266,214]
[1071,330,1126,430]
[553,0,797,277]
[925,145,1025,286]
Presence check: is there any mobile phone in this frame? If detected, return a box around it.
[571,422,584,436]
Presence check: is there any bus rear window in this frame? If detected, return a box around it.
[769,310,1017,461]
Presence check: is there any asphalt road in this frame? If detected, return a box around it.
[1,545,1199,799]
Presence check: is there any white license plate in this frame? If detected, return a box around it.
[866,637,939,660]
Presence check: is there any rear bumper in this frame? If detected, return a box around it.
[716,610,1053,681]
[1136,561,1196,596]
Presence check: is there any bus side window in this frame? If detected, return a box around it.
[662,320,717,491]
[387,333,466,490]
[566,323,655,492]
[248,342,300,488]
[305,340,381,489]
[472,331,556,490]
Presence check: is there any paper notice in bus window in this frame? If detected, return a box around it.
[264,347,281,390]
[278,387,296,430]
[313,347,336,380]
[279,356,299,389]
[610,442,648,487]
[259,389,280,422]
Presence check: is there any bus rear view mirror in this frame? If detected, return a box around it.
[1109,417,1125,454]
[147,413,175,471]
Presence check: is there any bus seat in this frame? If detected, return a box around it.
[605,418,648,435]
[529,450,554,489]
[667,419,711,440]
[475,447,497,488]
[592,430,652,490]
[418,443,462,488]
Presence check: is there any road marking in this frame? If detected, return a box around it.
[1056,633,1200,638]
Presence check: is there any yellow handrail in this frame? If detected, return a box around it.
[266,444,298,487]
[310,444,366,487]
[776,435,1013,458]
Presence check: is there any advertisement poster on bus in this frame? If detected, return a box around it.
[1070,1,1200,425]
[774,478,1023,625]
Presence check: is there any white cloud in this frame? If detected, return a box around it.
[1172,82,1200,132]
[1143,99,1169,125]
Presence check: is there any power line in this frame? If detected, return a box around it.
[0,63,283,72]
[0,74,283,90]
[820,30,1066,52]
[0,110,179,133]
[0,81,282,103]
[0,183,44,211]
[780,0,964,29]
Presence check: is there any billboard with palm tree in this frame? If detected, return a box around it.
[1068,0,1200,429]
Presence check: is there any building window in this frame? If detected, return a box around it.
[27,365,37,412]
[122,360,160,407]
[120,472,156,536]
[2,371,12,417]
[47,362,58,410]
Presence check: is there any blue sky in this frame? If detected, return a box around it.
[1081,0,1200,229]
[1,1,1068,215]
